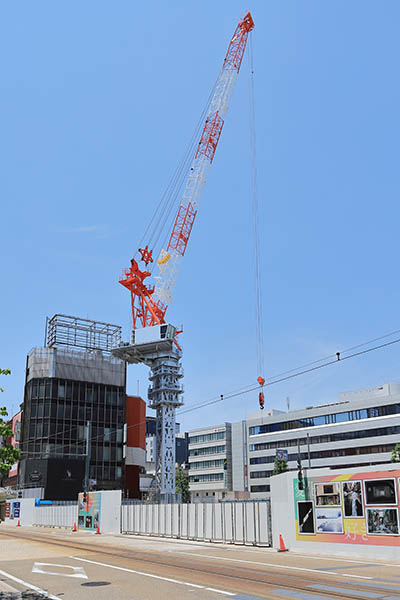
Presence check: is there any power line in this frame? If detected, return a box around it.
[20,329,400,457]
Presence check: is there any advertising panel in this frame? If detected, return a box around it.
[78,492,101,531]
[342,481,363,517]
[293,468,400,547]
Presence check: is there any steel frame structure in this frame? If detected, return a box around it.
[46,314,122,353]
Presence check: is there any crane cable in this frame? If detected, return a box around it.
[248,32,265,409]
[135,78,219,273]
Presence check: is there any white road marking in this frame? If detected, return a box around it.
[169,551,373,580]
[71,556,235,596]
[222,547,400,569]
[284,552,400,569]
[0,568,61,600]
[32,562,88,579]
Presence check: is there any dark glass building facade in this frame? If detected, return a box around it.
[19,346,126,499]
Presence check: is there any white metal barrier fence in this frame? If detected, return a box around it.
[121,501,271,546]
[33,503,77,529]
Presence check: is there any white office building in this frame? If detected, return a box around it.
[188,423,233,502]
[244,383,400,498]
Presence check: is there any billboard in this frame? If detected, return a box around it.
[293,467,400,547]
[78,491,101,531]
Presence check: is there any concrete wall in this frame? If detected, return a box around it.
[270,462,400,560]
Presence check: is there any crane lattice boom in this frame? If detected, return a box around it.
[119,12,254,330]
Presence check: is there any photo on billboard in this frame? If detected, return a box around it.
[366,508,399,536]
[364,479,397,506]
[342,481,364,518]
[315,507,344,534]
[297,501,315,534]
[314,482,341,507]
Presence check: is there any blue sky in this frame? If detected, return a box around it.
[1,1,400,430]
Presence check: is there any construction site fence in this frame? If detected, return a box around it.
[33,502,78,529]
[121,500,271,546]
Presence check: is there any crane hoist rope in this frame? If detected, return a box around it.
[248,33,265,410]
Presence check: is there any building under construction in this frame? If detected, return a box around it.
[19,314,145,500]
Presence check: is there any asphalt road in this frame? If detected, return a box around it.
[1,525,400,600]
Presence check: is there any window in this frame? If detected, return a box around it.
[248,403,400,435]
[190,431,225,444]
[190,459,224,470]
[250,470,272,479]
[104,427,110,442]
[189,445,225,457]
[189,473,224,483]
[250,485,270,492]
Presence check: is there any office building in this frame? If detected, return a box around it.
[245,383,400,497]
[188,423,233,502]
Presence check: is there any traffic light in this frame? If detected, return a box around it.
[223,459,227,471]
[298,469,304,491]
[83,491,88,504]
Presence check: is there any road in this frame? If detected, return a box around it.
[0,525,400,599]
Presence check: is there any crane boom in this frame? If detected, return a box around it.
[119,12,254,330]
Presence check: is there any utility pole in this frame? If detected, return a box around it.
[84,421,91,493]
[307,433,311,468]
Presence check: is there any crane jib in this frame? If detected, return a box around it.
[119,12,254,330]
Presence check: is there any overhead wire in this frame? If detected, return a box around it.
[20,329,400,459]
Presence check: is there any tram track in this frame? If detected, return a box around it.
[0,529,394,600]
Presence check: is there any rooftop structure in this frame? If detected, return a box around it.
[46,314,121,354]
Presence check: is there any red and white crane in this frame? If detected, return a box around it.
[115,13,257,500]
[119,12,254,331]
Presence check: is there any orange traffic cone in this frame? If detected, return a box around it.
[278,534,288,552]
[72,522,77,532]
[16,520,20,527]
[95,524,100,534]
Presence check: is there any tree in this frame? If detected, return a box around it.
[391,443,400,463]
[176,466,190,503]
[0,369,21,476]
[273,456,288,475]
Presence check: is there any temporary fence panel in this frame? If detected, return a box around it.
[172,503,179,537]
[214,502,223,541]
[33,503,77,529]
[121,500,270,546]
[204,503,213,540]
